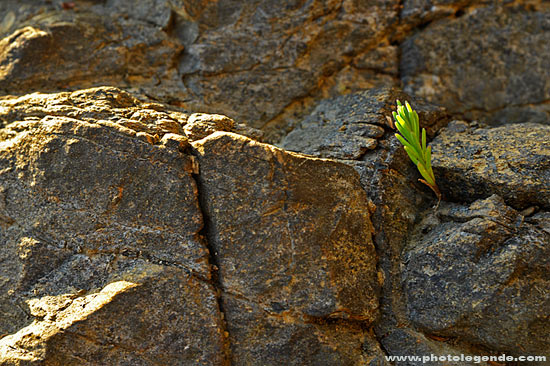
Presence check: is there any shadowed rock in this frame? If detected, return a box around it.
[0,10,183,99]
[192,132,379,321]
[401,2,550,125]
[403,195,550,356]
[281,87,467,363]
[381,328,491,366]
[431,121,550,210]
[281,87,448,160]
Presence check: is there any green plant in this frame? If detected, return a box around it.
[391,100,441,201]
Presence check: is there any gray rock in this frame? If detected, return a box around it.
[401,0,479,25]
[281,87,449,160]
[280,87,470,363]
[403,195,550,356]
[179,0,400,134]
[401,2,550,125]
[431,121,550,210]
[0,1,53,39]
[192,131,379,320]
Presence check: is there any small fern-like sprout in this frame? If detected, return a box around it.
[392,100,441,201]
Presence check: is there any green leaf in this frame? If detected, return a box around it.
[397,108,410,130]
[417,162,435,186]
[390,101,440,199]
[402,103,412,124]
[395,133,415,152]
[426,146,432,172]
[404,146,420,165]
[413,111,420,139]
[395,123,419,152]
[395,114,408,129]
[422,128,427,153]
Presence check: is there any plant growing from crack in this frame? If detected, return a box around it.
[391,100,441,202]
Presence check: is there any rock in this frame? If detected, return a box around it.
[3,0,550,139]
[0,10,183,98]
[183,113,235,141]
[223,294,389,366]
[0,86,254,143]
[0,87,389,364]
[191,131,380,362]
[400,0,475,25]
[431,121,550,210]
[0,87,145,127]
[155,119,183,134]
[231,123,265,142]
[353,45,399,77]
[0,101,230,362]
[280,87,471,361]
[0,0,402,141]
[160,132,190,151]
[381,328,491,366]
[0,0,549,363]
[281,87,449,160]
[403,195,550,356]
[0,1,49,39]
[192,131,379,321]
[0,263,227,365]
[401,2,550,125]
[180,111,263,142]
[179,0,401,134]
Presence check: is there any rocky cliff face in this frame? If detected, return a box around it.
[0,0,549,365]
[2,0,549,141]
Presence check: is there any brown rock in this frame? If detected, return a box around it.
[0,264,226,365]
[160,132,190,151]
[0,87,248,143]
[223,294,389,366]
[0,0,401,141]
[184,113,236,141]
[0,109,212,341]
[192,132,379,321]
[403,195,550,356]
[0,11,183,98]
[191,131,380,362]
